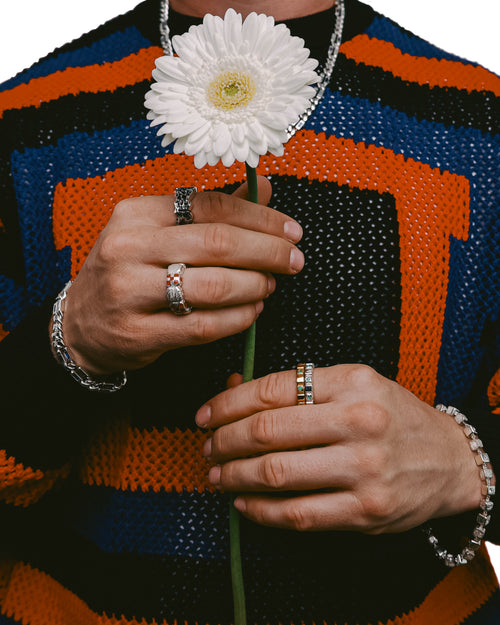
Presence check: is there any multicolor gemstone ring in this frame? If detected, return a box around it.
[296,362,314,405]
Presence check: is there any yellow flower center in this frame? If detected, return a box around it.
[207,71,256,110]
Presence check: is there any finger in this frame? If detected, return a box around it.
[196,369,333,428]
[197,365,385,429]
[135,223,304,275]
[227,373,243,389]
[231,491,366,532]
[143,302,264,352]
[112,182,301,243]
[208,403,346,461]
[137,267,275,311]
[208,446,354,492]
[232,175,272,204]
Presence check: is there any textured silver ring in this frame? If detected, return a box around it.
[166,263,192,314]
[174,186,197,225]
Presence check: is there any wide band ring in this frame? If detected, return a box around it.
[174,186,197,225]
[296,362,314,405]
[166,263,192,315]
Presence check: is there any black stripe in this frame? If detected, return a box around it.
[333,55,500,134]
[0,299,125,470]
[2,489,466,624]
[126,176,402,430]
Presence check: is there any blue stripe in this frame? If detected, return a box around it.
[65,486,230,558]
[6,118,166,321]
[0,27,153,91]
[0,616,21,625]
[5,91,499,407]
[365,16,471,64]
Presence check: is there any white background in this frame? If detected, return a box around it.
[0,0,499,577]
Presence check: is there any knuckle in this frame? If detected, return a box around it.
[211,428,227,457]
[98,231,131,264]
[112,198,136,219]
[282,501,315,531]
[200,191,227,220]
[356,444,389,480]
[203,223,236,260]
[190,314,218,344]
[203,270,232,305]
[250,412,278,448]
[348,401,390,438]
[259,455,287,490]
[256,372,284,408]
[345,364,380,390]
[358,486,393,528]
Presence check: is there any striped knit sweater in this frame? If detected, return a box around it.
[0,1,499,623]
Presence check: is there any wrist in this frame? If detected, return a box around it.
[425,405,495,568]
[50,281,127,392]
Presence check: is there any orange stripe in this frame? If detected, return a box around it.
[1,563,99,625]
[0,450,70,507]
[53,132,470,404]
[0,46,162,118]
[79,420,214,493]
[0,324,8,342]
[1,550,497,625]
[340,35,500,96]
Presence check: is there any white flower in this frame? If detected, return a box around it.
[145,8,319,168]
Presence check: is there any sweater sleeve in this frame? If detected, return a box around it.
[0,298,124,508]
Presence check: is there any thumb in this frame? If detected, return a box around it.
[232,175,272,205]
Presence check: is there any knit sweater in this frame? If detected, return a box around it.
[0,1,499,623]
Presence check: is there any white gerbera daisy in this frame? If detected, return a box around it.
[145,8,319,168]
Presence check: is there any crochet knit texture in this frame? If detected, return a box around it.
[0,0,499,623]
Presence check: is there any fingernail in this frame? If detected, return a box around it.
[290,248,305,273]
[208,465,221,485]
[195,405,211,428]
[255,301,264,314]
[284,221,303,242]
[267,275,276,296]
[202,437,212,458]
[233,497,246,513]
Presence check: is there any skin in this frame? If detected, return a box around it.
[170,0,336,20]
[59,1,492,534]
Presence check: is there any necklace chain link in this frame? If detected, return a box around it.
[159,0,345,140]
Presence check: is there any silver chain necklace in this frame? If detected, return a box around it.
[159,0,345,140]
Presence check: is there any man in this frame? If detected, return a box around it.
[0,0,499,623]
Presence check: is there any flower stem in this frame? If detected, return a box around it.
[230,163,258,625]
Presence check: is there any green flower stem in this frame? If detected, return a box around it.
[230,163,258,625]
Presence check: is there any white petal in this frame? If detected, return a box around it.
[222,146,236,167]
[213,124,232,157]
[173,135,188,154]
[232,137,250,162]
[194,151,208,169]
[231,124,246,144]
[246,150,260,168]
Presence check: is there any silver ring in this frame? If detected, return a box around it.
[166,263,192,314]
[304,362,314,404]
[174,186,197,225]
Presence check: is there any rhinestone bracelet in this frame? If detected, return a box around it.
[51,281,127,392]
[424,404,494,567]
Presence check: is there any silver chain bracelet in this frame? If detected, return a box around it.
[51,281,127,392]
[424,404,494,567]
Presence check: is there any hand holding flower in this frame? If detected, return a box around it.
[61,179,303,376]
